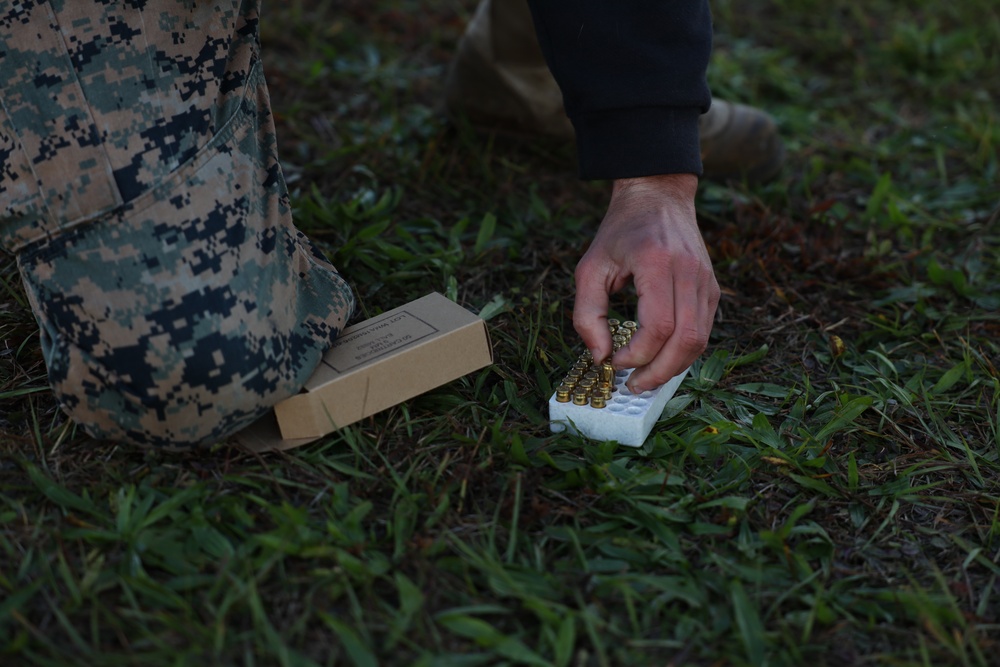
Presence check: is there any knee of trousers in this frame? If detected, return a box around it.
[13,200,353,449]
[35,313,326,449]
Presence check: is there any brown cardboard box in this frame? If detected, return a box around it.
[234,292,493,451]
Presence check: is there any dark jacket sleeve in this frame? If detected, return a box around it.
[526,1,712,180]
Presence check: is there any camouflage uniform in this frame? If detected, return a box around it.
[0,1,354,448]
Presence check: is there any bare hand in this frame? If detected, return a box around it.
[572,174,720,393]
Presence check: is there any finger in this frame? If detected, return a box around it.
[625,263,707,392]
[572,256,614,362]
[611,257,675,372]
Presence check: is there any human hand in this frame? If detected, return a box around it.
[572,174,720,393]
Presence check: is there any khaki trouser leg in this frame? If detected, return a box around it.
[445,0,573,137]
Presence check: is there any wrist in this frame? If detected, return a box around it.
[612,173,698,200]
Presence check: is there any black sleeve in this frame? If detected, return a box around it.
[526,1,712,180]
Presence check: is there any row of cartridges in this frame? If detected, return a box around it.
[554,319,637,409]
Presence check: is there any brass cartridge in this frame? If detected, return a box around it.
[601,362,613,384]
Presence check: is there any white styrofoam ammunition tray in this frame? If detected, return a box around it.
[548,367,689,447]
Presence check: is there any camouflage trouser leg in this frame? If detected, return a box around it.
[0,1,355,448]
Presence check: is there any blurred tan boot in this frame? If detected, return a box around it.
[445,0,785,184]
[698,99,785,184]
[444,0,572,138]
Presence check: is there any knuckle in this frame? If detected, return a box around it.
[644,318,676,342]
[642,248,675,273]
[574,252,603,281]
[679,326,709,354]
[709,284,722,310]
[677,254,703,273]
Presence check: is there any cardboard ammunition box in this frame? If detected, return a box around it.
[234,292,493,452]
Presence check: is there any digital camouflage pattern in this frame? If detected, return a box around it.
[0,0,355,447]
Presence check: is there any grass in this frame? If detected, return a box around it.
[2,0,999,664]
